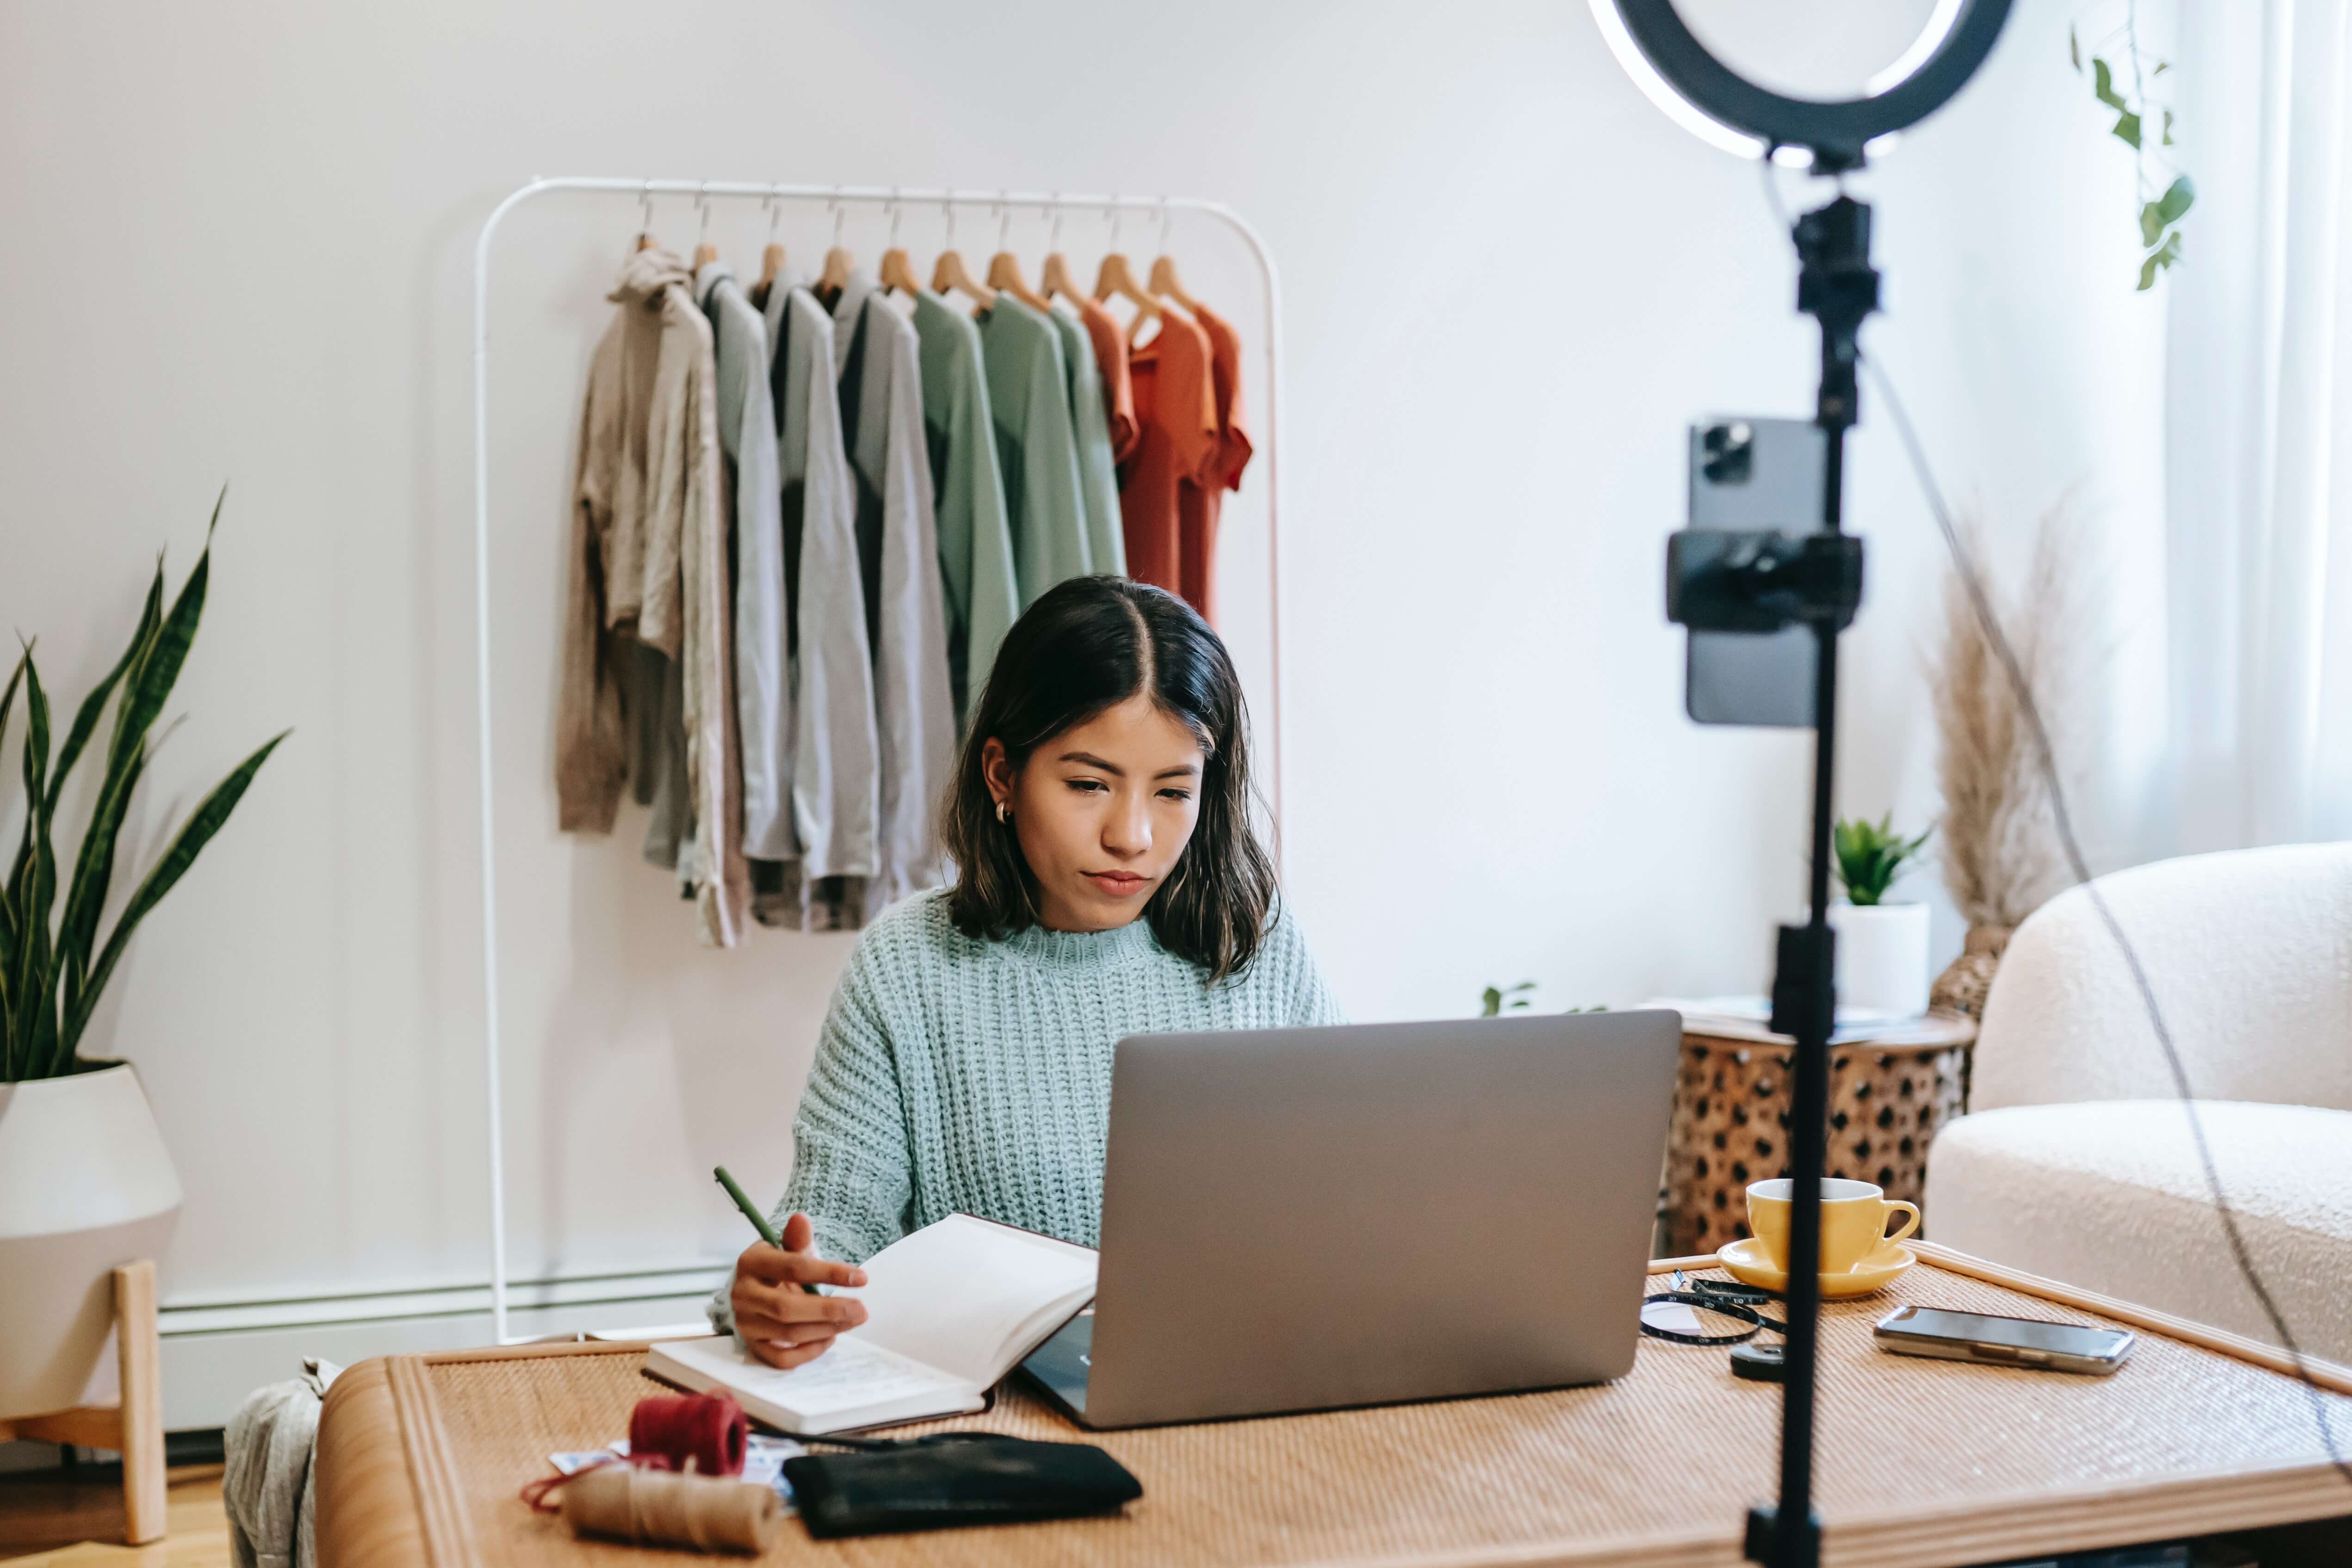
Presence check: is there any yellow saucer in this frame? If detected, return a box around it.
[1717,1237,1916,1299]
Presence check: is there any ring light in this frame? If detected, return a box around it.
[1588,0,2013,169]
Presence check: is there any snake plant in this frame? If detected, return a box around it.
[1,496,286,1080]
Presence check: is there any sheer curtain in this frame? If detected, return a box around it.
[2160,0,2352,850]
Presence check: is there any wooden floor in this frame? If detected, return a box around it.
[0,1465,230,1568]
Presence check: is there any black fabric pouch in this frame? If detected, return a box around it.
[782,1433,1142,1538]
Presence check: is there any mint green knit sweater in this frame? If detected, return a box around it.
[765,888,1341,1269]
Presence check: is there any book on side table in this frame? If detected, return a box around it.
[648,1214,1097,1434]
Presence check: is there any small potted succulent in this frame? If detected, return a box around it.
[0,506,284,1420]
[1827,814,1933,1019]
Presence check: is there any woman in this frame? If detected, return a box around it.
[722,576,1341,1368]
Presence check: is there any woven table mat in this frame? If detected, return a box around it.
[425,1261,2352,1568]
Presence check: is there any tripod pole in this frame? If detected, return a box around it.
[1744,190,1878,1568]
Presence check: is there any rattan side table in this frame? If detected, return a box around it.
[1661,1012,1976,1258]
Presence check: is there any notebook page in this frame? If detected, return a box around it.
[844,1215,1098,1386]
[654,1333,969,1420]
[726,1334,968,1418]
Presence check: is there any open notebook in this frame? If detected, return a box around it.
[648,1214,1098,1434]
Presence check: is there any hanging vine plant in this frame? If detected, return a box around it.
[2072,6,2194,290]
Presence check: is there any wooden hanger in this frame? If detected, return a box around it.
[756,194,785,292]
[634,189,659,253]
[878,196,923,298]
[880,246,923,296]
[1147,254,1203,314]
[931,203,997,309]
[817,197,855,296]
[1093,205,1163,326]
[1041,249,1084,306]
[1093,251,1162,325]
[933,247,997,309]
[982,201,1052,312]
[987,252,1052,312]
[1039,204,1086,309]
[691,192,719,269]
[819,245,856,295]
[1145,203,1204,313]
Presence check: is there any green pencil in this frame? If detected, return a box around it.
[714,1165,822,1296]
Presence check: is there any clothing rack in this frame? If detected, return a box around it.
[471,176,1287,1342]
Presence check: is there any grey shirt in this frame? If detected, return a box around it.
[763,278,880,884]
[832,277,956,916]
[700,263,792,862]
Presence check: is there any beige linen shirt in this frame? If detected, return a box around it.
[556,247,748,947]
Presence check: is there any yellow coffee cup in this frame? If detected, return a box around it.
[1746,1178,1920,1276]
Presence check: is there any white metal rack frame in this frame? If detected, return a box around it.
[471,177,1287,1341]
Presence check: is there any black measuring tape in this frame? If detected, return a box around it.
[1639,1279,1788,1346]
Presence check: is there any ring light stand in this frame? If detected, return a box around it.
[1589,5,2014,1565]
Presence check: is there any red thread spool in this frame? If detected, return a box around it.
[628,1392,747,1477]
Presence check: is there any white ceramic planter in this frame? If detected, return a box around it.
[0,1062,181,1420]
[1826,901,1931,1020]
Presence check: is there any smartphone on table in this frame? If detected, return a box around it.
[1873,1304,2134,1375]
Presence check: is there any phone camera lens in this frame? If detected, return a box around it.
[1702,421,1755,486]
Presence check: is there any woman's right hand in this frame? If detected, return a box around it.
[729,1211,869,1369]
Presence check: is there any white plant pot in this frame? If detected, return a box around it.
[0,1062,181,1420]
[1826,901,1931,1020]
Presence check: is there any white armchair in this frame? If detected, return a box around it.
[1924,843,2352,1364]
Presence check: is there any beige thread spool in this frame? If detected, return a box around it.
[561,1463,782,1554]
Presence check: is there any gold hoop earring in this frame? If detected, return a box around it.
[997,799,1011,825]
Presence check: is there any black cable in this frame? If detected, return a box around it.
[1856,349,2352,1488]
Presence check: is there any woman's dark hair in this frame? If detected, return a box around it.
[942,576,1275,980]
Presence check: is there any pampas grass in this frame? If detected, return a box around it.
[1930,501,2092,930]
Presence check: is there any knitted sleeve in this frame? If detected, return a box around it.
[1266,903,1346,1027]
[772,946,916,1266]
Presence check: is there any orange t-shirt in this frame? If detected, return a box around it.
[1180,303,1253,624]
[1074,296,1138,462]
[1119,309,1219,603]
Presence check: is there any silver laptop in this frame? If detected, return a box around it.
[1021,1009,1681,1428]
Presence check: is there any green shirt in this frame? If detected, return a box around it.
[1046,305,1127,578]
[975,297,1093,605]
[748,889,1343,1275]
[911,291,1020,719]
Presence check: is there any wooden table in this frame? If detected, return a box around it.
[314,1245,2352,1568]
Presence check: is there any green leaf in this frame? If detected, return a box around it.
[41,564,159,820]
[109,538,210,778]
[55,745,147,1026]
[12,660,56,1075]
[0,652,22,756]
[0,648,25,972]
[6,640,38,915]
[52,572,174,1022]
[1832,813,1931,905]
[2137,231,2182,290]
[2093,58,2128,111]
[2112,111,2143,149]
[2153,60,2170,76]
[2162,108,2175,146]
[2069,25,2081,72]
[2156,174,2195,226]
[60,731,288,1064]
[2140,201,2166,248]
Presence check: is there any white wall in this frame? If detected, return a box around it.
[0,0,2167,1425]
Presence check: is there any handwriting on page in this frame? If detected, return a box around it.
[739,1335,966,1412]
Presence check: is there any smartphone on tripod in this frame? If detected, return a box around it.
[1684,417,1829,727]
